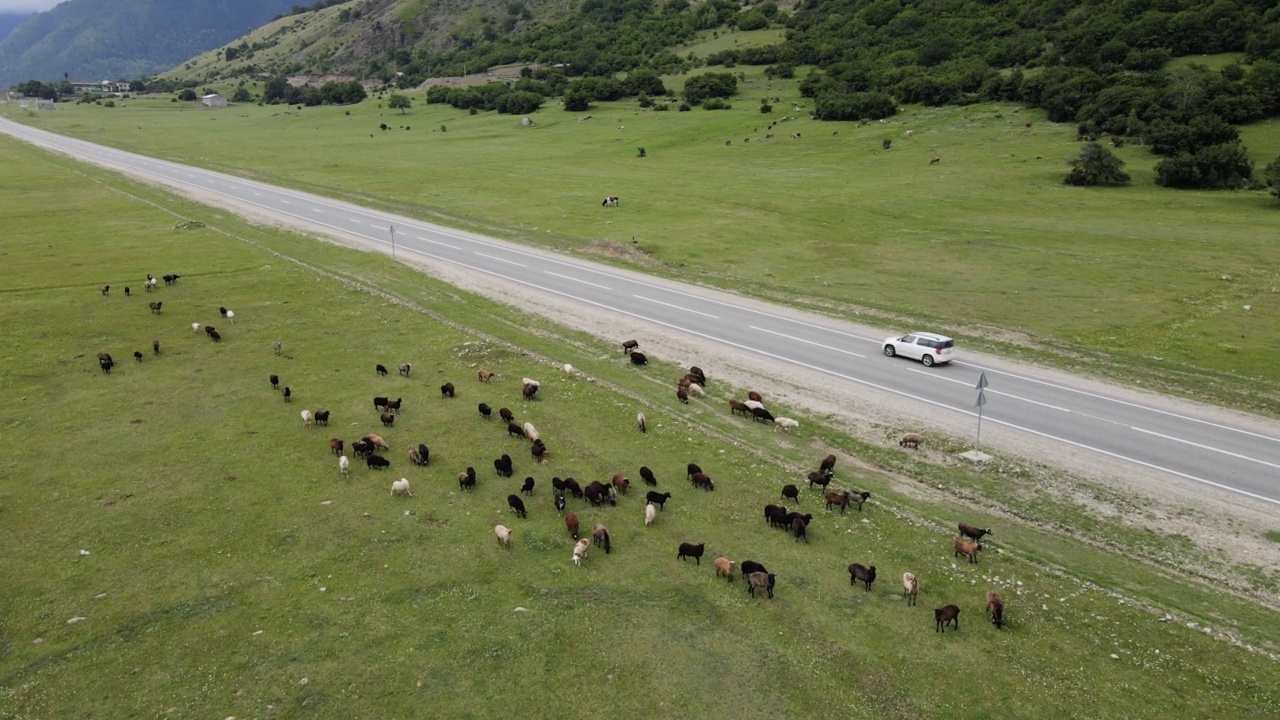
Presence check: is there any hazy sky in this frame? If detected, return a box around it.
[0,0,63,13]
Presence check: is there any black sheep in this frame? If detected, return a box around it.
[282,387,291,402]
[366,455,390,470]
[848,564,876,592]
[686,463,703,481]
[376,364,388,376]
[521,477,535,495]
[646,491,672,510]
[780,484,800,503]
[677,542,705,564]
[958,523,993,542]
[440,382,455,398]
[478,403,492,420]
[639,466,657,486]
[494,454,513,477]
[629,351,648,366]
[270,374,279,389]
[507,494,527,519]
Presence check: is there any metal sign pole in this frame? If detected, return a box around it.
[974,372,989,455]
[389,224,396,262]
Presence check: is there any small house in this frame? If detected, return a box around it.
[36,99,55,110]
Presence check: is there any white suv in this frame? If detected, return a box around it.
[883,332,955,367]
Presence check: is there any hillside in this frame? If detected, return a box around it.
[0,0,296,87]
[0,13,34,43]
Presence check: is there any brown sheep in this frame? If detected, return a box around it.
[329,438,344,456]
[478,369,495,383]
[380,412,395,427]
[748,390,763,403]
[565,512,580,540]
[899,432,924,449]
[987,590,1005,629]
[935,604,960,632]
[714,556,736,582]
[954,538,983,564]
[611,474,630,494]
[729,400,751,416]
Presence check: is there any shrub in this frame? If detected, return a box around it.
[703,98,731,110]
[683,72,737,104]
[177,89,197,101]
[1065,143,1130,186]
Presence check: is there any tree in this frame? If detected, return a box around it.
[683,72,737,104]
[1155,142,1253,189]
[1266,156,1280,201]
[231,86,252,103]
[1065,143,1131,187]
[177,88,197,101]
[563,86,592,112]
[388,93,412,113]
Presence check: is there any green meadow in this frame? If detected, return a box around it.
[9,80,1280,417]
[2,128,1279,718]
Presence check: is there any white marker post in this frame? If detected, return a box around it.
[962,372,992,463]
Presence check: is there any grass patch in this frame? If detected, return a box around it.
[2,132,1280,718]
[1267,530,1280,544]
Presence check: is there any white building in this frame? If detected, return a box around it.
[201,93,227,108]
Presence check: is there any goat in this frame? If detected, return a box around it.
[677,542,705,564]
[954,538,983,564]
[565,512,580,539]
[367,454,390,470]
[499,407,514,424]
[780,484,800,503]
[646,491,672,510]
[621,339,639,354]
[639,466,657,486]
[330,438,344,456]
[629,351,648,366]
[338,455,350,477]
[440,382,455,398]
[714,557,736,582]
[899,432,923,449]
[495,524,513,549]
[391,478,413,496]
[903,572,919,606]
[507,494,527,519]
[935,605,960,632]
[644,503,657,526]
[691,472,714,491]
[149,301,162,314]
[282,387,291,402]
[637,412,646,433]
[376,364,388,376]
[592,523,612,554]
[848,563,876,592]
[399,363,411,376]
[572,537,590,566]
[314,410,329,426]
[301,410,314,428]
[748,572,776,599]
[987,590,1005,629]
[478,403,492,420]
[380,412,395,428]
[958,523,993,543]
[478,369,495,383]
[521,476,535,495]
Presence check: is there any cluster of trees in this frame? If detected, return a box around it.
[426,83,544,115]
[261,77,366,106]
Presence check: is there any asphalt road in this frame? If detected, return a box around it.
[4,117,1278,506]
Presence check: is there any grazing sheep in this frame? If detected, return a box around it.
[301,409,313,428]
[676,388,688,404]
[478,403,492,420]
[314,410,330,426]
[270,374,279,389]
[729,400,751,416]
[611,474,629,494]
[531,439,547,462]
[819,454,837,476]
[774,417,799,432]
[687,383,704,398]
[767,506,792,529]
[204,325,217,337]
[522,383,538,400]
[637,412,646,433]
[592,523,612,554]
[522,377,540,389]
[644,503,657,526]
[152,339,160,355]
[791,515,810,543]
[562,363,575,375]
[585,481,614,507]
[373,396,391,411]
[935,605,960,632]
[330,438,344,455]
[686,463,703,481]
[149,301,162,314]
[351,440,373,457]
[523,422,539,443]
[458,470,477,491]
[221,308,235,323]
[440,382,455,398]
[362,434,389,450]
[478,369,495,383]
[958,523,993,543]
[408,446,426,466]
[780,484,800,503]
[380,412,395,427]
[903,572,919,606]
[338,455,350,476]
[563,478,583,498]
[367,455,391,470]
[499,407,514,424]
[743,400,764,412]
[192,323,202,333]
[399,363,411,376]
[391,478,413,496]
[688,366,706,386]
[807,471,831,490]
[677,542,706,564]
[272,340,282,355]
[416,443,429,465]
[554,492,566,516]
[572,537,590,566]
[99,284,110,296]
[495,524,513,549]
[99,357,114,373]
[825,490,854,514]
[133,351,143,362]
[899,432,923,449]
[646,491,672,510]
[507,494,528,519]
[639,466,657,486]
[163,274,180,285]
[494,454,514,477]
[930,156,941,165]
[376,364,388,375]
[677,376,691,390]
[507,422,526,439]
[629,351,648,366]
[565,512,580,539]
[521,476,536,495]
[954,538,983,564]
[987,590,1005,629]
[740,560,768,580]
[748,572,776,599]
[752,407,775,424]
[621,339,639,354]
[714,557,736,582]
[848,563,877,592]
[282,387,291,402]
[691,473,715,491]
[748,391,763,403]
[208,330,221,342]
[124,287,130,296]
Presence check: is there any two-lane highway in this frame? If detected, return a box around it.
[4,116,1278,506]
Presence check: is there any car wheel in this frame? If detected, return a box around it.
[883,345,896,358]
[921,354,934,367]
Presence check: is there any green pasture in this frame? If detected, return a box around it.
[1,134,1279,719]
[676,27,789,58]
[9,89,1280,416]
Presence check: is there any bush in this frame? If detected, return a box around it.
[1266,156,1280,201]
[638,93,653,108]
[1155,142,1254,189]
[703,98,731,110]
[683,72,737,104]
[1065,143,1130,186]
[814,91,896,121]
[177,89,197,101]
[103,100,115,108]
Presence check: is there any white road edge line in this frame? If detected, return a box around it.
[634,295,719,319]
[545,271,610,290]
[749,326,864,357]
[474,252,527,268]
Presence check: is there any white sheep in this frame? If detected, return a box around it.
[572,537,590,566]
[391,478,413,497]
[523,422,540,443]
[191,323,201,333]
[644,503,657,526]
[904,129,914,137]
[272,340,282,355]
[338,455,350,477]
[225,310,234,323]
[687,383,705,397]
[743,399,764,412]
[903,571,919,606]
[774,417,799,433]
[301,409,313,428]
[562,363,575,375]
[637,412,646,433]
[495,524,513,549]
[521,377,540,388]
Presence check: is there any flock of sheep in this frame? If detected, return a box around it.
[92,274,230,374]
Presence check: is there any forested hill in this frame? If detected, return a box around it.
[0,0,295,87]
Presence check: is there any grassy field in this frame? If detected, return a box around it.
[8,79,1280,418]
[2,133,1280,719]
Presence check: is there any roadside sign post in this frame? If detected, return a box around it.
[389,223,396,262]
[961,372,991,463]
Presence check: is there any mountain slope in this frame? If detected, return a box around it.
[0,13,34,43]
[0,0,296,87]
